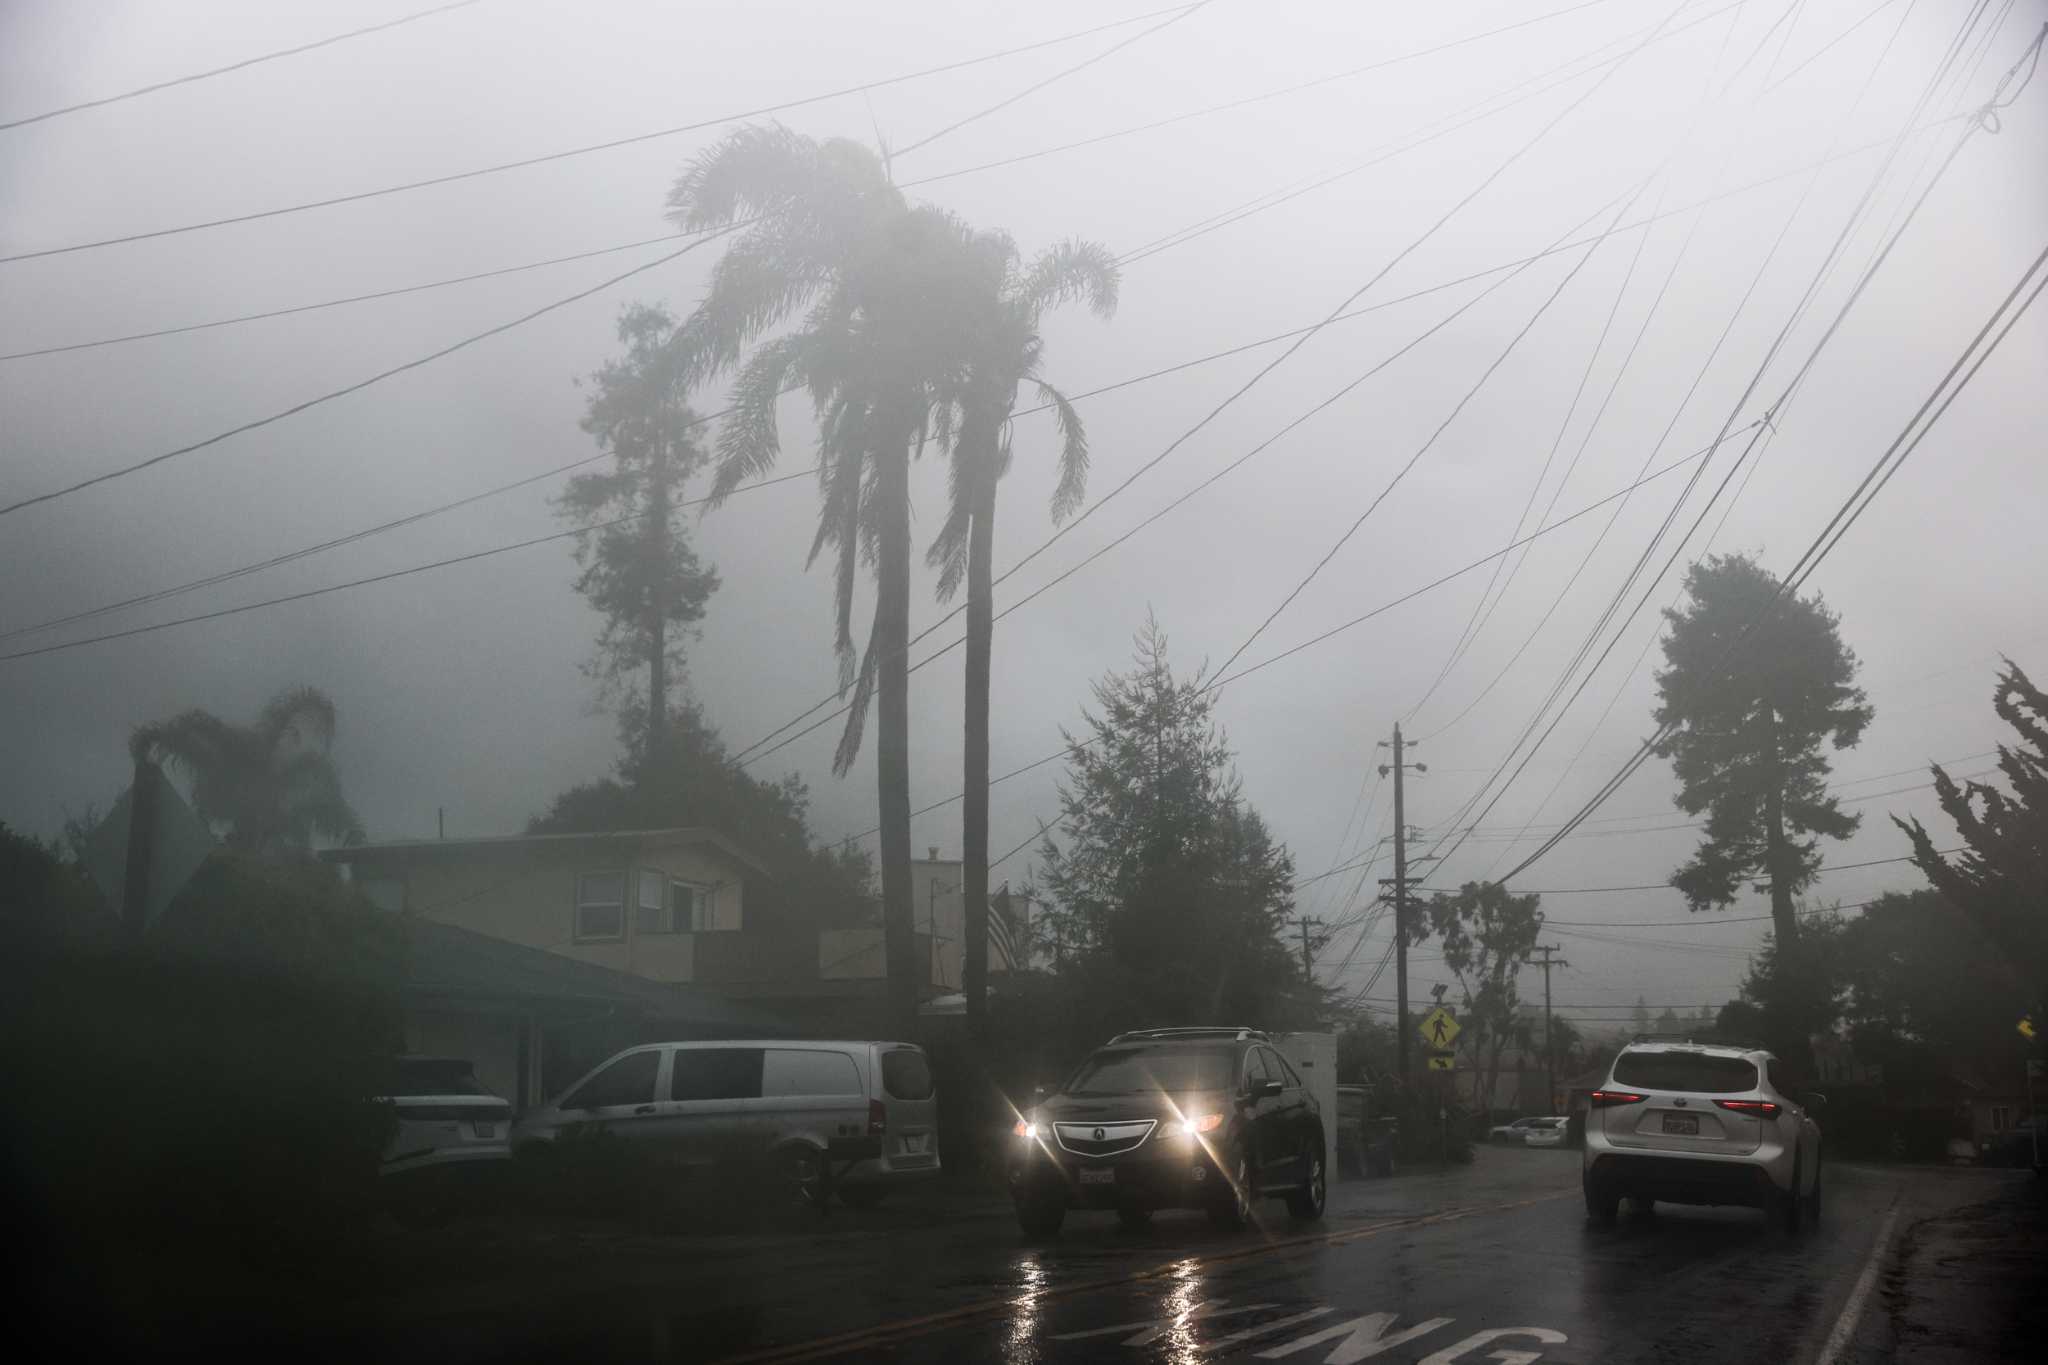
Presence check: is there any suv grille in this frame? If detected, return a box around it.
[1054,1120,1157,1157]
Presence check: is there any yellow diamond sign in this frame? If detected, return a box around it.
[2021,1015,2037,1040]
[1426,1054,1455,1072]
[1419,1005,1460,1050]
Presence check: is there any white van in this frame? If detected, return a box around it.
[512,1039,939,1206]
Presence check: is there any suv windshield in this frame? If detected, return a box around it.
[1065,1046,1235,1096]
[1612,1051,1758,1094]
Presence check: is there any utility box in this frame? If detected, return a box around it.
[1274,1031,1338,1190]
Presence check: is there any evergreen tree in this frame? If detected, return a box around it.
[1894,661,2048,1010]
[1654,554,1872,938]
[557,303,720,765]
[1035,615,1303,1026]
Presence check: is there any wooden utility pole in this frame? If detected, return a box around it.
[1377,727,1426,1085]
[1295,915,1323,979]
[1534,944,1569,1112]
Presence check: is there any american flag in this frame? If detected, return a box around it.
[988,885,1025,970]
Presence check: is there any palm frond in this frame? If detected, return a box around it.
[256,685,338,752]
[832,619,882,777]
[1020,239,1121,319]
[1034,378,1091,523]
[708,334,811,504]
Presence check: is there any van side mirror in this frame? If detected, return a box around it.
[1803,1092,1828,1111]
[1252,1078,1284,1100]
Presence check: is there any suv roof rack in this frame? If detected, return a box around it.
[1108,1027,1269,1044]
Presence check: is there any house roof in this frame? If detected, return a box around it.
[403,917,776,1027]
[320,826,771,878]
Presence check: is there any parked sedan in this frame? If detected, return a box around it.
[1487,1117,1549,1145]
[1521,1117,1569,1149]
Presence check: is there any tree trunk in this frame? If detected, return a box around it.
[874,434,919,1039]
[1763,707,1796,946]
[646,450,674,769]
[961,472,995,1038]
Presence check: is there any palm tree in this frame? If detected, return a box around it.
[927,235,1118,1032]
[131,685,364,855]
[667,125,976,1034]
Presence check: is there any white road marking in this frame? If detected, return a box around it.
[1049,1299,1273,1343]
[1209,1307,1335,1350]
[1417,1327,1568,1365]
[1815,1206,1900,1365]
[1255,1312,1456,1363]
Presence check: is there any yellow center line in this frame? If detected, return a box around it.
[715,1188,1574,1364]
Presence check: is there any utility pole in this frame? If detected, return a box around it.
[1534,944,1570,1113]
[1294,915,1323,979]
[1377,726,1427,1085]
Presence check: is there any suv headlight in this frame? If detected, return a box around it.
[1178,1113,1224,1137]
[1014,1119,1039,1139]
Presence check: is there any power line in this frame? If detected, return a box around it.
[1420,6,2005,888]
[0,3,1201,265]
[890,1,1215,157]
[732,2,1705,765]
[10,131,1927,648]
[0,0,494,132]
[1519,846,1966,894]
[0,226,739,519]
[805,436,1757,861]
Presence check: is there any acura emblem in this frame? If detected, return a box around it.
[1093,1127,1105,1141]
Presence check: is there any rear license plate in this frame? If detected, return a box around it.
[471,1122,496,1139]
[1078,1167,1115,1185]
[1661,1113,1700,1135]
[901,1133,928,1155]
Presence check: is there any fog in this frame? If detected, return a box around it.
[4,0,2045,1024]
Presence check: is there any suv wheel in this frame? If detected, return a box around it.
[1808,1153,1823,1225]
[1583,1168,1619,1224]
[1209,1149,1253,1230]
[1286,1139,1326,1221]
[1774,1157,1803,1234]
[1015,1190,1065,1238]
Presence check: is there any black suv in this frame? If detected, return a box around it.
[1007,1028,1326,1236]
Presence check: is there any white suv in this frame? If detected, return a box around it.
[1581,1042,1823,1231]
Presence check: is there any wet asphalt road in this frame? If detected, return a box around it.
[369,1149,2037,1364]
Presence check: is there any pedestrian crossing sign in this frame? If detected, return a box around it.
[1426,1054,1455,1072]
[1419,1005,1460,1050]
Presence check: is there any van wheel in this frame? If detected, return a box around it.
[838,1185,886,1210]
[1286,1141,1326,1221]
[778,1146,823,1209]
[1015,1192,1065,1238]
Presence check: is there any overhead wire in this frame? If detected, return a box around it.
[0,0,494,132]
[0,3,1205,265]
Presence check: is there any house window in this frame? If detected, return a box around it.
[1991,1105,2013,1132]
[672,879,714,932]
[574,870,625,941]
[633,874,712,934]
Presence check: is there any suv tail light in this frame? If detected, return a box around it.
[1589,1090,1645,1108]
[867,1098,887,1135]
[1713,1099,1780,1118]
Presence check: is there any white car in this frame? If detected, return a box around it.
[1487,1117,1550,1144]
[379,1055,513,1177]
[1521,1117,1568,1149]
[1582,1042,1823,1230]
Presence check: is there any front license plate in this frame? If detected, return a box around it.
[1661,1113,1700,1135]
[1078,1167,1115,1185]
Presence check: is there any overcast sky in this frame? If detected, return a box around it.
[4,0,2044,1029]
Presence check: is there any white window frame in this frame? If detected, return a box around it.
[634,868,672,935]
[573,869,627,942]
[672,879,716,933]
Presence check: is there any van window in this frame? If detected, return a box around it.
[670,1048,762,1102]
[881,1048,934,1100]
[562,1050,658,1109]
[763,1049,862,1098]
[1613,1051,1757,1094]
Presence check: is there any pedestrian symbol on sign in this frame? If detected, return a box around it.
[1418,1006,1460,1050]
